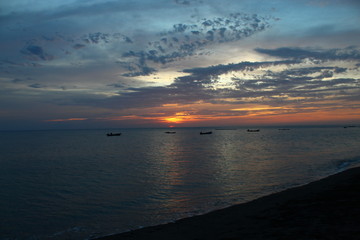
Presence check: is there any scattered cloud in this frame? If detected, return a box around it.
[174,0,202,5]
[28,83,47,88]
[120,12,275,76]
[255,46,360,61]
[1,0,360,129]
[20,45,54,61]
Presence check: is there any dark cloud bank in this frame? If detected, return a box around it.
[89,46,360,112]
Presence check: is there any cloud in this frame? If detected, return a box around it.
[3,10,276,77]
[80,32,133,45]
[44,118,88,122]
[1,1,360,130]
[120,12,275,76]
[121,66,157,77]
[180,60,299,78]
[73,44,86,49]
[83,45,359,114]
[0,60,42,68]
[0,1,164,23]
[28,83,46,88]
[0,28,135,71]
[174,0,202,5]
[255,46,360,61]
[20,45,54,61]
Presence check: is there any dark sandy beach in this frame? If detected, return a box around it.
[96,167,360,240]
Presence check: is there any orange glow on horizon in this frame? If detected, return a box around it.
[45,118,88,122]
[159,107,360,126]
[80,101,360,127]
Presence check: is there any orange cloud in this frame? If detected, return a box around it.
[85,100,360,127]
[45,118,88,122]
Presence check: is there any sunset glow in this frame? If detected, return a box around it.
[45,118,88,122]
[163,117,184,124]
[0,0,359,130]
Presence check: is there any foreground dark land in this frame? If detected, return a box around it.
[96,167,360,240]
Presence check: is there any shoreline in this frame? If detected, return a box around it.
[95,166,360,240]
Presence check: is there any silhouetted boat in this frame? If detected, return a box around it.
[247,129,259,132]
[200,131,212,135]
[165,131,176,134]
[107,133,121,136]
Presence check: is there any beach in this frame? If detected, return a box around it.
[96,166,360,240]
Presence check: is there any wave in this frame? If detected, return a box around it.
[336,155,360,172]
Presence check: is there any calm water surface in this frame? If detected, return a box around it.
[1,127,360,239]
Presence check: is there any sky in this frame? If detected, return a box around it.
[0,0,360,130]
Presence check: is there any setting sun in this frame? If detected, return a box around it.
[161,111,189,124]
[161,111,195,124]
[163,117,183,123]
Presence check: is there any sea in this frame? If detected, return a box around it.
[1,126,360,239]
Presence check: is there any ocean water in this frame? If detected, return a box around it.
[0,126,359,239]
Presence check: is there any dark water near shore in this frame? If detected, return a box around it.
[1,126,360,239]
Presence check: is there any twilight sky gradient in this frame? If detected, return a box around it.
[1,0,360,130]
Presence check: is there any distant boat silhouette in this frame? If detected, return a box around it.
[165,131,176,134]
[107,133,121,136]
[247,129,259,132]
[200,131,212,135]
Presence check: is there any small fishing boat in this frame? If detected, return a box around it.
[107,133,121,136]
[165,131,176,134]
[200,131,212,135]
[247,129,259,132]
